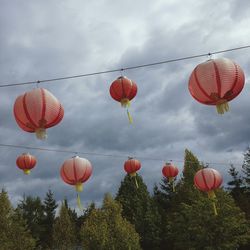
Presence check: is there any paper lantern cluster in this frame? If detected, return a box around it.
[12,57,239,208]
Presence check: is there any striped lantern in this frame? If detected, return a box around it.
[194,168,223,215]
[16,153,37,175]
[13,88,64,140]
[188,58,245,114]
[60,156,93,209]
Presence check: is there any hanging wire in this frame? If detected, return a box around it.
[0,45,249,88]
[0,143,243,166]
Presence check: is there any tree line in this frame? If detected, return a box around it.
[1,148,250,250]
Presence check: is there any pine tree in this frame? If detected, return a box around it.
[0,189,36,250]
[243,147,250,189]
[41,189,58,249]
[166,150,250,249]
[81,193,141,250]
[227,165,244,204]
[240,148,250,220]
[116,174,161,250]
[168,190,250,249]
[52,201,77,250]
[17,195,45,248]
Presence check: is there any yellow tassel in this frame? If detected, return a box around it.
[129,172,138,188]
[120,98,130,108]
[168,177,175,192]
[216,101,229,114]
[23,169,31,175]
[207,190,218,216]
[75,183,83,192]
[212,201,218,216]
[35,128,47,140]
[127,109,133,124]
[77,193,83,210]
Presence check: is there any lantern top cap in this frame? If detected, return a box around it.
[128,156,133,160]
[22,152,30,155]
[117,76,127,80]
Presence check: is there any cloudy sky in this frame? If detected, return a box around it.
[1,0,250,209]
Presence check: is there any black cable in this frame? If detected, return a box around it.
[0,45,249,88]
[0,143,242,166]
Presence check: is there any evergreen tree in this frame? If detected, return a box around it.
[17,195,45,248]
[168,190,250,250]
[81,193,141,250]
[41,189,58,249]
[0,189,36,250]
[242,147,250,189]
[165,150,250,249]
[238,148,250,220]
[116,174,161,250]
[227,165,244,204]
[52,200,77,250]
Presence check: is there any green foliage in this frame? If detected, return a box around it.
[164,150,250,250]
[0,190,36,250]
[52,201,77,250]
[243,147,250,189]
[116,174,161,250]
[168,190,250,250]
[81,193,141,250]
[41,189,58,249]
[17,195,45,248]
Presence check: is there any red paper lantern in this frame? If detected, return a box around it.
[60,156,92,192]
[13,88,64,140]
[194,168,223,215]
[162,162,179,181]
[16,153,37,175]
[194,168,222,192]
[189,58,245,114]
[109,76,137,123]
[162,162,179,192]
[124,158,141,188]
[124,158,141,177]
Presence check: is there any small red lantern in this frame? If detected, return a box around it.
[162,162,179,191]
[194,168,223,215]
[13,88,64,140]
[189,58,245,114]
[16,153,37,175]
[124,158,141,188]
[109,76,137,123]
[60,156,92,208]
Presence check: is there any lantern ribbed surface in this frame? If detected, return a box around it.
[13,88,64,139]
[188,58,245,113]
[110,76,137,104]
[124,158,141,174]
[162,163,179,178]
[194,168,222,192]
[16,153,37,174]
[60,156,92,186]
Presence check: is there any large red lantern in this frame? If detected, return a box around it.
[194,168,223,215]
[109,76,137,123]
[189,58,245,114]
[162,162,179,191]
[16,153,37,175]
[124,158,141,188]
[13,88,64,140]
